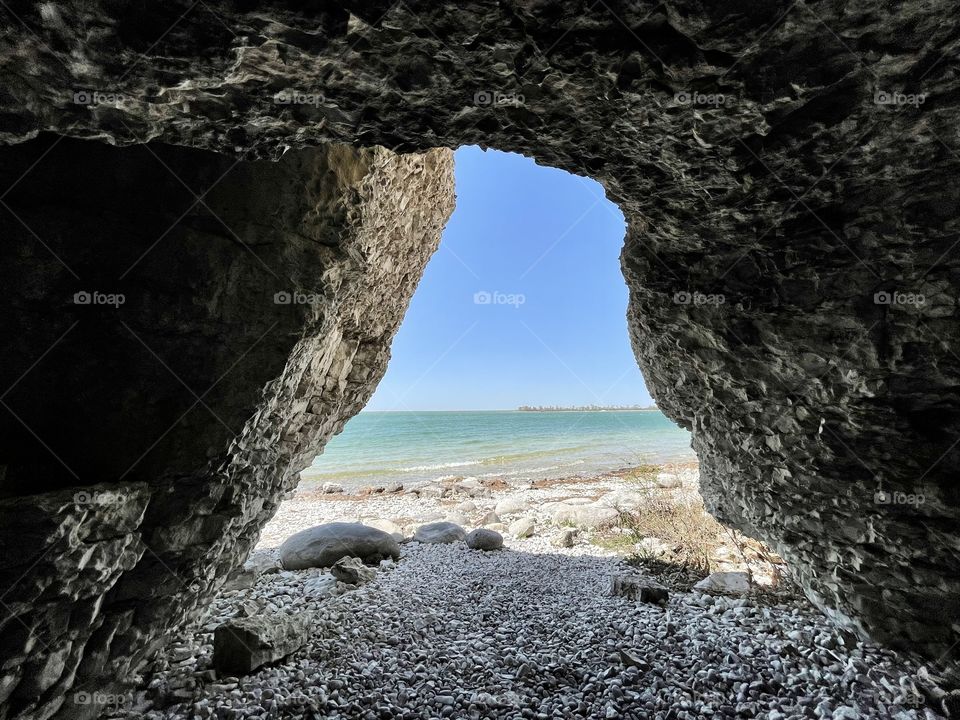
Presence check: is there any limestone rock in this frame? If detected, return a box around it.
[413,522,466,544]
[279,523,401,570]
[509,517,536,539]
[610,574,670,605]
[694,571,752,595]
[636,537,672,558]
[321,482,344,494]
[465,529,504,551]
[363,518,405,542]
[445,512,470,526]
[549,503,620,529]
[330,556,377,585]
[495,498,529,516]
[212,614,311,676]
[552,529,579,548]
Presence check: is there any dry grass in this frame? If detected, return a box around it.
[590,471,794,594]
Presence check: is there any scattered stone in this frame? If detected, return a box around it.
[549,503,619,529]
[279,522,400,570]
[303,575,337,598]
[495,498,529,516]
[321,482,343,494]
[694,571,752,594]
[509,517,536,538]
[479,510,501,526]
[455,500,477,513]
[330,556,377,585]
[552,529,578,548]
[618,648,651,671]
[655,475,681,489]
[596,490,646,509]
[212,614,311,675]
[465,528,504,551]
[445,511,470,526]
[412,521,466,544]
[610,573,670,605]
[414,484,446,499]
[635,537,671,558]
[362,517,404,541]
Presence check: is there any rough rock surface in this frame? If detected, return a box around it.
[279,522,401,571]
[695,571,754,595]
[211,614,311,676]
[329,556,376,586]
[610,573,670,605]
[0,136,452,718]
[1,0,960,713]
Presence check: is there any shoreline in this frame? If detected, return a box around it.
[297,459,701,497]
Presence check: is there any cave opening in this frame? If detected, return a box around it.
[299,144,694,491]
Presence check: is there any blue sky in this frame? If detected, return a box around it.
[364,146,653,411]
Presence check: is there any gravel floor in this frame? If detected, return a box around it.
[117,474,943,720]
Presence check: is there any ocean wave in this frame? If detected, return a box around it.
[394,460,483,472]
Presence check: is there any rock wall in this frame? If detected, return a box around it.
[0,137,454,719]
[1,0,960,715]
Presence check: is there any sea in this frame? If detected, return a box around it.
[301,410,695,491]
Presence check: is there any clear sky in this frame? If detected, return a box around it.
[364,146,654,411]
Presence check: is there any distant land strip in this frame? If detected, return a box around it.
[517,405,658,412]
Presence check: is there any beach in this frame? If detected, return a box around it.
[116,464,939,719]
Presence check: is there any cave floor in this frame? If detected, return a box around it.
[117,478,936,720]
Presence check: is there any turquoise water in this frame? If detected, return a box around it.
[302,410,694,489]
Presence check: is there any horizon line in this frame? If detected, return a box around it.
[359,407,660,413]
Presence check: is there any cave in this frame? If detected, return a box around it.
[1,1,959,718]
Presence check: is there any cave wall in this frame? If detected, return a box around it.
[1,0,960,715]
[0,137,454,719]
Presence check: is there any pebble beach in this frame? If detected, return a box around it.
[116,468,943,720]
